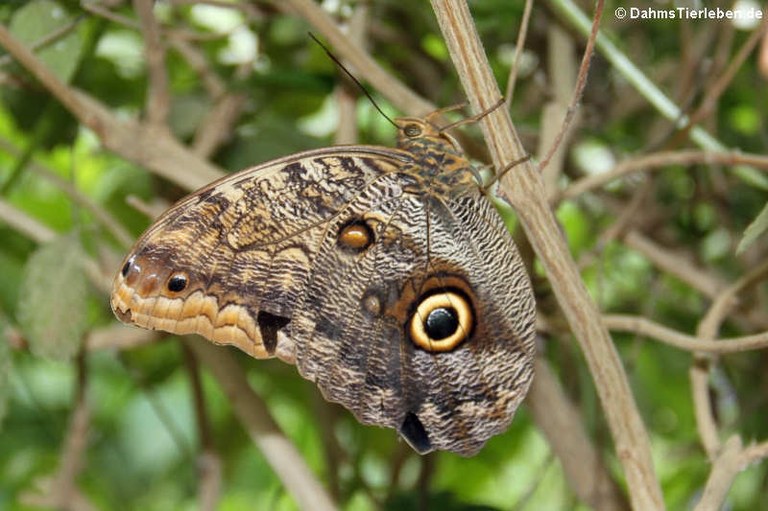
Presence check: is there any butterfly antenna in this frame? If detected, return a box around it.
[308,32,398,129]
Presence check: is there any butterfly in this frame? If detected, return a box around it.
[111,109,536,456]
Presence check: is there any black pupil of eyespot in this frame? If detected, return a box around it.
[121,260,131,277]
[424,307,458,340]
[405,125,420,137]
[168,274,187,292]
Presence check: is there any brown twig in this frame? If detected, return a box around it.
[685,19,768,130]
[538,23,579,197]
[168,34,226,97]
[0,15,83,67]
[0,136,134,247]
[183,343,221,511]
[577,181,653,271]
[85,324,159,351]
[623,230,726,300]
[538,0,603,176]
[332,3,368,146]
[429,2,664,508]
[604,314,768,353]
[284,0,433,116]
[503,0,533,102]
[698,258,768,340]
[81,3,140,29]
[527,357,628,511]
[694,436,768,511]
[20,352,95,511]
[0,23,223,190]
[186,337,337,511]
[691,258,768,457]
[134,0,171,127]
[0,198,56,242]
[558,150,768,203]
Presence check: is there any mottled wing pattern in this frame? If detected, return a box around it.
[112,147,407,361]
[291,170,535,456]
[111,116,537,456]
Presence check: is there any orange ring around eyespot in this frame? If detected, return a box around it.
[409,291,473,352]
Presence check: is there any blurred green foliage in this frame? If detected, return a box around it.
[1,0,767,510]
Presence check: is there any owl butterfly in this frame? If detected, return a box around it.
[111,107,536,456]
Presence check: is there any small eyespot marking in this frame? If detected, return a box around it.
[361,292,382,316]
[121,258,133,277]
[167,273,188,292]
[337,220,374,252]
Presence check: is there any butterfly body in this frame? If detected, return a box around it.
[112,114,536,456]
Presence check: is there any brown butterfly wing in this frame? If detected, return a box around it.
[111,147,408,361]
[289,175,536,456]
[112,134,536,456]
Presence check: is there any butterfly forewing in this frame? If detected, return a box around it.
[111,117,537,456]
[112,147,407,361]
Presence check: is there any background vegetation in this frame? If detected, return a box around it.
[1,0,767,509]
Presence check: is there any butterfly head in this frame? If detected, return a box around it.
[394,117,461,155]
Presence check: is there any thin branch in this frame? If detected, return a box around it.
[20,352,96,511]
[604,314,768,353]
[0,136,134,247]
[694,435,743,511]
[134,0,171,127]
[0,199,56,242]
[168,34,226,97]
[686,19,768,130]
[0,15,83,67]
[694,435,768,511]
[698,258,768,340]
[183,344,221,511]
[429,2,664,508]
[284,0,433,116]
[577,182,652,270]
[538,0,603,174]
[538,23,579,198]
[192,93,248,158]
[527,357,628,511]
[503,0,533,101]
[186,338,337,511]
[81,3,141,29]
[691,258,768,457]
[559,150,768,203]
[85,324,158,351]
[624,230,726,300]
[0,23,223,191]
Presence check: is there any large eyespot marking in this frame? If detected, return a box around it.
[167,272,188,292]
[337,219,374,252]
[403,123,422,138]
[409,290,473,352]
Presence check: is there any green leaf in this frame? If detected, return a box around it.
[9,0,84,84]
[737,201,768,255]
[16,235,88,360]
